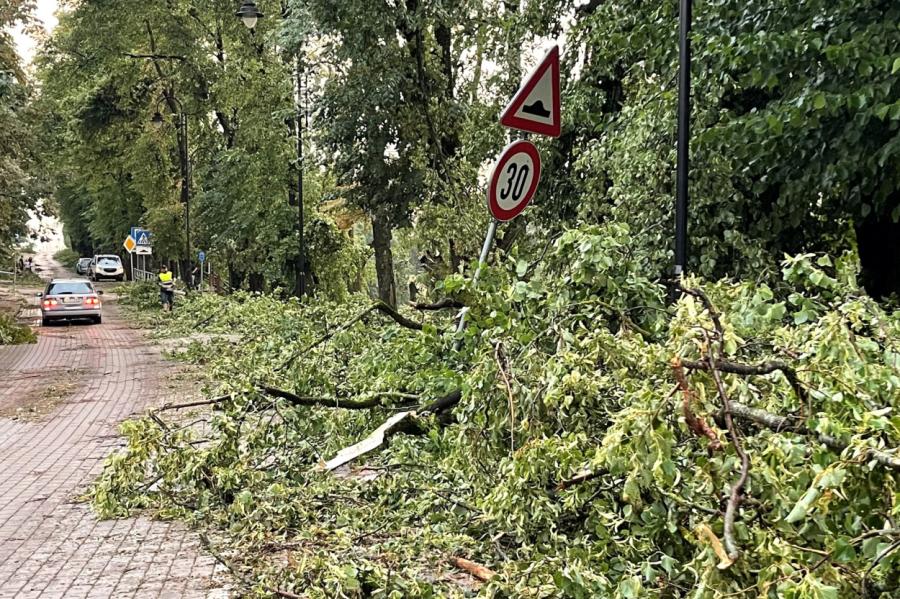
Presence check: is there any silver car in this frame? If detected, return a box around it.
[75,257,92,275]
[37,278,104,326]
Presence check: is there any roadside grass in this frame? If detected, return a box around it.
[53,247,81,267]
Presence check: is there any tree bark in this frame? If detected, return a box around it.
[856,197,900,299]
[371,212,397,308]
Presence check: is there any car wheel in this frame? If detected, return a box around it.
[42,318,52,327]
[93,316,102,325]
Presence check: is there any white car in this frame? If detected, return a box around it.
[91,254,125,281]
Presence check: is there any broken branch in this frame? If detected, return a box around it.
[278,302,421,371]
[729,401,900,470]
[258,386,418,410]
[410,298,464,311]
[681,358,808,404]
[672,358,722,452]
[448,556,496,582]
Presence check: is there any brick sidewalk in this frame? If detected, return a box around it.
[0,258,227,598]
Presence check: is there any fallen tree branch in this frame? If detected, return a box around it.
[448,556,496,582]
[319,389,463,471]
[707,343,750,564]
[494,342,517,453]
[729,401,900,470]
[555,469,605,491]
[320,411,418,471]
[154,395,231,413]
[672,358,722,452]
[682,358,808,404]
[410,298,464,311]
[679,281,748,564]
[199,533,301,598]
[278,302,421,371]
[373,301,424,330]
[258,386,418,410]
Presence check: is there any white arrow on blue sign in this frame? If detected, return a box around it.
[198,251,206,263]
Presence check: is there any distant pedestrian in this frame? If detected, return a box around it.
[158,265,175,311]
[25,257,32,271]
[190,265,200,290]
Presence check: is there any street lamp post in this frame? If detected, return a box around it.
[674,0,691,276]
[235,2,307,297]
[151,94,191,277]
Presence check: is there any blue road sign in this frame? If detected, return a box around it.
[198,250,206,263]
[130,227,152,246]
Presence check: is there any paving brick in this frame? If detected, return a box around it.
[0,254,229,598]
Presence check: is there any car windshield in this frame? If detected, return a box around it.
[98,257,120,265]
[48,282,93,295]
[79,258,91,264]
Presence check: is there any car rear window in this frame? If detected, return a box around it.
[48,282,93,295]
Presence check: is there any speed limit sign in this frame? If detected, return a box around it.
[486,140,542,222]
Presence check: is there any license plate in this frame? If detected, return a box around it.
[63,297,80,304]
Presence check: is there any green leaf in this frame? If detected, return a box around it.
[832,537,856,562]
[618,576,642,599]
[893,56,900,74]
[813,93,827,110]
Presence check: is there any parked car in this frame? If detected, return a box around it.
[91,254,125,281]
[37,278,103,326]
[75,257,92,275]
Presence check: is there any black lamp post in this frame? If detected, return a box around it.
[236,1,307,297]
[152,95,191,276]
[674,0,691,276]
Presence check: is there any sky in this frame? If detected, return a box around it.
[12,0,59,66]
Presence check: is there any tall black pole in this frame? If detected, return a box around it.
[295,55,306,297]
[675,0,691,276]
[181,111,191,276]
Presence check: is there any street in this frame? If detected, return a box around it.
[0,250,226,598]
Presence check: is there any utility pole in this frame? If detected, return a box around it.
[674,0,691,276]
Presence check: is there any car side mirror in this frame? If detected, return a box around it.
[35,292,43,297]
[97,290,104,295]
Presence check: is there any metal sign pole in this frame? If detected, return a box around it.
[674,0,692,276]
[130,252,134,283]
[452,219,498,351]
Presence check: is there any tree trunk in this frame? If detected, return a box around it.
[371,213,397,308]
[856,201,900,299]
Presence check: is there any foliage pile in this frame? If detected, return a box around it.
[95,224,900,597]
[0,312,36,345]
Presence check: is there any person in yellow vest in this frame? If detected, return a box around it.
[158,265,176,311]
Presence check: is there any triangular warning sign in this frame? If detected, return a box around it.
[138,233,149,245]
[500,45,561,138]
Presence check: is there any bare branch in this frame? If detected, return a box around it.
[410,298,464,311]
[729,401,900,470]
[682,358,808,405]
[124,53,185,61]
[258,386,418,410]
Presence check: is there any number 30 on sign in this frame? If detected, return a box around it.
[486,140,542,222]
